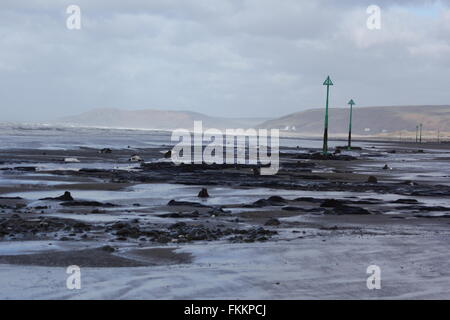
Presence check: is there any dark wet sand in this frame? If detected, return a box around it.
[1,140,450,268]
[0,247,191,267]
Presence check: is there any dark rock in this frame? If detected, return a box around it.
[61,201,116,207]
[100,245,116,252]
[99,148,112,154]
[208,207,231,216]
[414,214,450,219]
[267,196,287,203]
[198,188,209,198]
[33,206,48,210]
[392,199,419,204]
[169,222,187,230]
[100,245,115,252]
[13,166,36,172]
[383,164,389,170]
[167,200,208,207]
[320,199,345,208]
[116,227,140,238]
[250,196,287,208]
[396,205,450,212]
[367,176,378,183]
[264,218,281,226]
[40,191,74,201]
[163,150,172,158]
[281,206,303,211]
[159,211,200,218]
[329,205,371,215]
[294,197,323,203]
[401,180,418,186]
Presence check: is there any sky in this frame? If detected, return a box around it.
[1,0,450,122]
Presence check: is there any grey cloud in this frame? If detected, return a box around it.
[0,0,449,122]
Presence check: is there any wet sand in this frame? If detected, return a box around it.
[1,139,450,298]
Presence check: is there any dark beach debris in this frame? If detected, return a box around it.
[0,214,91,239]
[248,196,288,208]
[281,206,303,211]
[401,180,418,186]
[91,209,105,214]
[78,168,110,174]
[318,198,371,215]
[228,227,277,243]
[40,191,74,201]
[383,164,390,170]
[108,221,278,243]
[167,200,209,208]
[267,196,287,203]
[208,207,232,216]
[320,199,347,208]
[159,207,230,219]
[294,197,323,203]
[367,176,378,183]
[264,218,281,226]
[396,205,450,212]
[295,152,357,161]
[143,161,261,170]
[327,205,372,215]
[0,248,148,267]
[414,214,450,219]
[13,166,37,172]
[60,200,116,207]
[100,245,115,252]
[129,154,143,162]
[197,188,209,198]
[99,148,112,154]
[336,146,362,151]
[158,211,201,218]
[392,199,420,204]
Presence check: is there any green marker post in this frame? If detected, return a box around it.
[322,76,333,155]
[347,99,355,150]
[419,123,423,143]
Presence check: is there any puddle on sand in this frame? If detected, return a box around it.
[5,182,450,215]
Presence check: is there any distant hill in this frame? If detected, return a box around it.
[258,105,450,135]
[57,108,267,130]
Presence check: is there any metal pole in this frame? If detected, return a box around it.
[419,123,423,143]
[322,76,333,155]
[347,99,355,150]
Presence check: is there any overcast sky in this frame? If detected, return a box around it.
[1,0,450,122]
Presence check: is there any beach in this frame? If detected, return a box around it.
[1,125,450,299]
